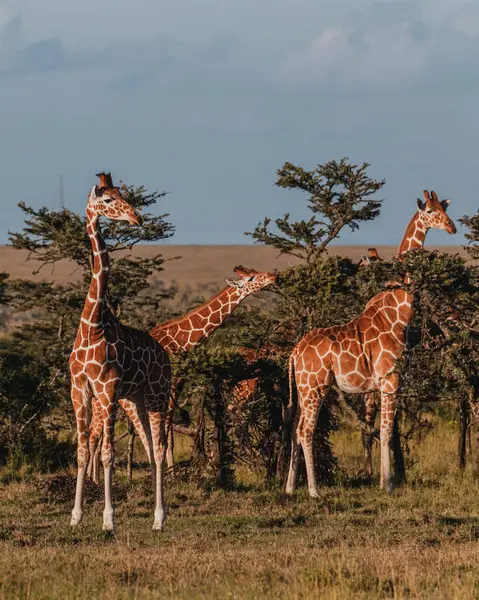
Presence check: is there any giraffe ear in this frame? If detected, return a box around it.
[441,199,450,210]
[94,186,107,197]
[417,198,426,211]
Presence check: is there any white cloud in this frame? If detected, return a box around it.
[0,1,21,54]
[278,1,479,90]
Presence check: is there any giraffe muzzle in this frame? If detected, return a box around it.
[128,212,143,226]
[446,220,456,234]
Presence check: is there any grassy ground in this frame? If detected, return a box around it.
[1,424,479,599]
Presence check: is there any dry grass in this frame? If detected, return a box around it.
[1,423,479,599]
[0,245,466,289]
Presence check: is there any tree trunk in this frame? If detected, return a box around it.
[458,394,469,471]
[213,381,228,487]
[392,412,406,485]
[468,388,479,477]
[126,420,135,482]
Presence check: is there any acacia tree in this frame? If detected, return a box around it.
[380,247,479,473]
[9,183,175,319]
[247,158,384,261]
[240,159,387,485]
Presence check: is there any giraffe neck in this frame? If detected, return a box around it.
[398,212,428,255]
[81,208,110,333]
[152,286,245,352]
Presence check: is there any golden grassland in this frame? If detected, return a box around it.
[0,245,467,289]
[1,423,479,599]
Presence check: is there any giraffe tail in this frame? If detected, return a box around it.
[282,353,296,441]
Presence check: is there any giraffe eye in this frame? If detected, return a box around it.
[103,196,112,204]
[426,209,433,214]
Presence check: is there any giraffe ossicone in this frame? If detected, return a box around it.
[69,172,171,532]
[286,190,456,496]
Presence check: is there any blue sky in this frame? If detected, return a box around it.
[1,0,478,246]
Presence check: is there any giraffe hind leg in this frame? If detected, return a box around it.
[87,398,103,484]
[93,388,121,532]
[296,388,325,499]
[361,392,378,479]
[285,401,300,494]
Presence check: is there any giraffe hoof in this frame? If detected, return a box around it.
[152,521,165,531]
[308,488,320,499]
[70,511,83,527]
[380,481,394,493]
[102,513,115,532]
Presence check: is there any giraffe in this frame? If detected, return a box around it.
[86,265,278,481]
[359,207,450,477]
[359,247,383,267]
[229,249,386,435]
[227,345,281,416]
[285,191,456,496]
[69,172,171,532]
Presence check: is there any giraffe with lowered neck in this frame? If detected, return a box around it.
[69,172,171,532]
[86,265,278,481]
[285,190,456,495]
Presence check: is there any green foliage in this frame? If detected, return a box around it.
[0,347,72,469]
[247,158,385,261]
[9,184,175,316]
[0,272,9,305]
[1,181,175,468]
[460,209,479,260]
[4,156,479,487]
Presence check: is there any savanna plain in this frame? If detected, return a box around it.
[0,243,476,600]
[1,423,479,600]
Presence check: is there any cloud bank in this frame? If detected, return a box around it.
[279,1,479,90]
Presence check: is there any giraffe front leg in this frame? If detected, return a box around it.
[379,374,399,493]
[96,395,118,532]
[148,410,167,530]
[71,382,90,527]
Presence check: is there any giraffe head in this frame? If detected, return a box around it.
[359,247,382,266]
[226,265,278,296]
[87,172,143,226]
[417,190,456,234]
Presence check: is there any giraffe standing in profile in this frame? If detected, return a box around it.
[69,173,171,532]
[285,191,456,495]
[86,265,278,480]
[229,249,386,433]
